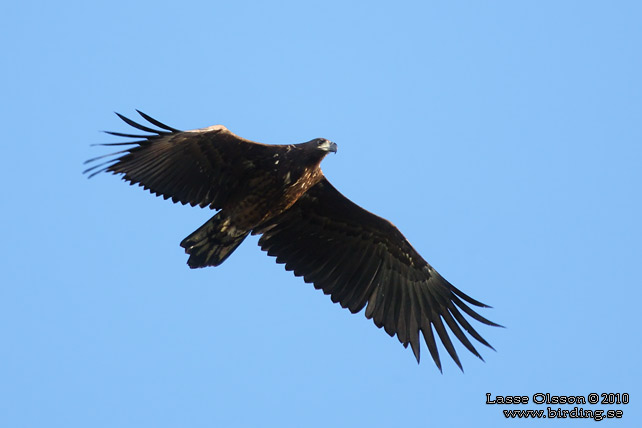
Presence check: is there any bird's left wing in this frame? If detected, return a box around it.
[254,178,500,370]
[84,111,287,209]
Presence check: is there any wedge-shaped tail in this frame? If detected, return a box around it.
[180,213,249,268]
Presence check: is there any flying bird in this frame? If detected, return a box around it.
[85,110,500,371]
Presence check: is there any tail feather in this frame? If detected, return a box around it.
[180,213,249,268]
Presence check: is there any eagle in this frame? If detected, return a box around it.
[85,110,500,371]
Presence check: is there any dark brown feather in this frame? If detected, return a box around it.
[84,111,290,210]
[255,178,498,368]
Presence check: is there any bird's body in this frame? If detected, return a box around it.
[85,111,500,370]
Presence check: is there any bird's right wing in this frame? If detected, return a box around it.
[254,178,500,370]
[84,110,287,209]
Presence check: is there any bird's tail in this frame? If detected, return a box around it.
[180,213,249,268]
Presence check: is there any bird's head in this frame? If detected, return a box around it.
[307,138,338,154]
[295,138,337,165]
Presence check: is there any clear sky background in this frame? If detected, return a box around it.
[2,1,641,427]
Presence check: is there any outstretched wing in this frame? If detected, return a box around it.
[254,178,500,370]
[84,110,286,209]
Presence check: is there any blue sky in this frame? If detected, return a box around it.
[2,1,641,426]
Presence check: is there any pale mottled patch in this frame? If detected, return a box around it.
[220,217,231,232]
[186,125,227,133]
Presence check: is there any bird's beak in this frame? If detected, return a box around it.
[327,141,338,154]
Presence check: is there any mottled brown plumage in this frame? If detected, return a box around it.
[85,111,500,370]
